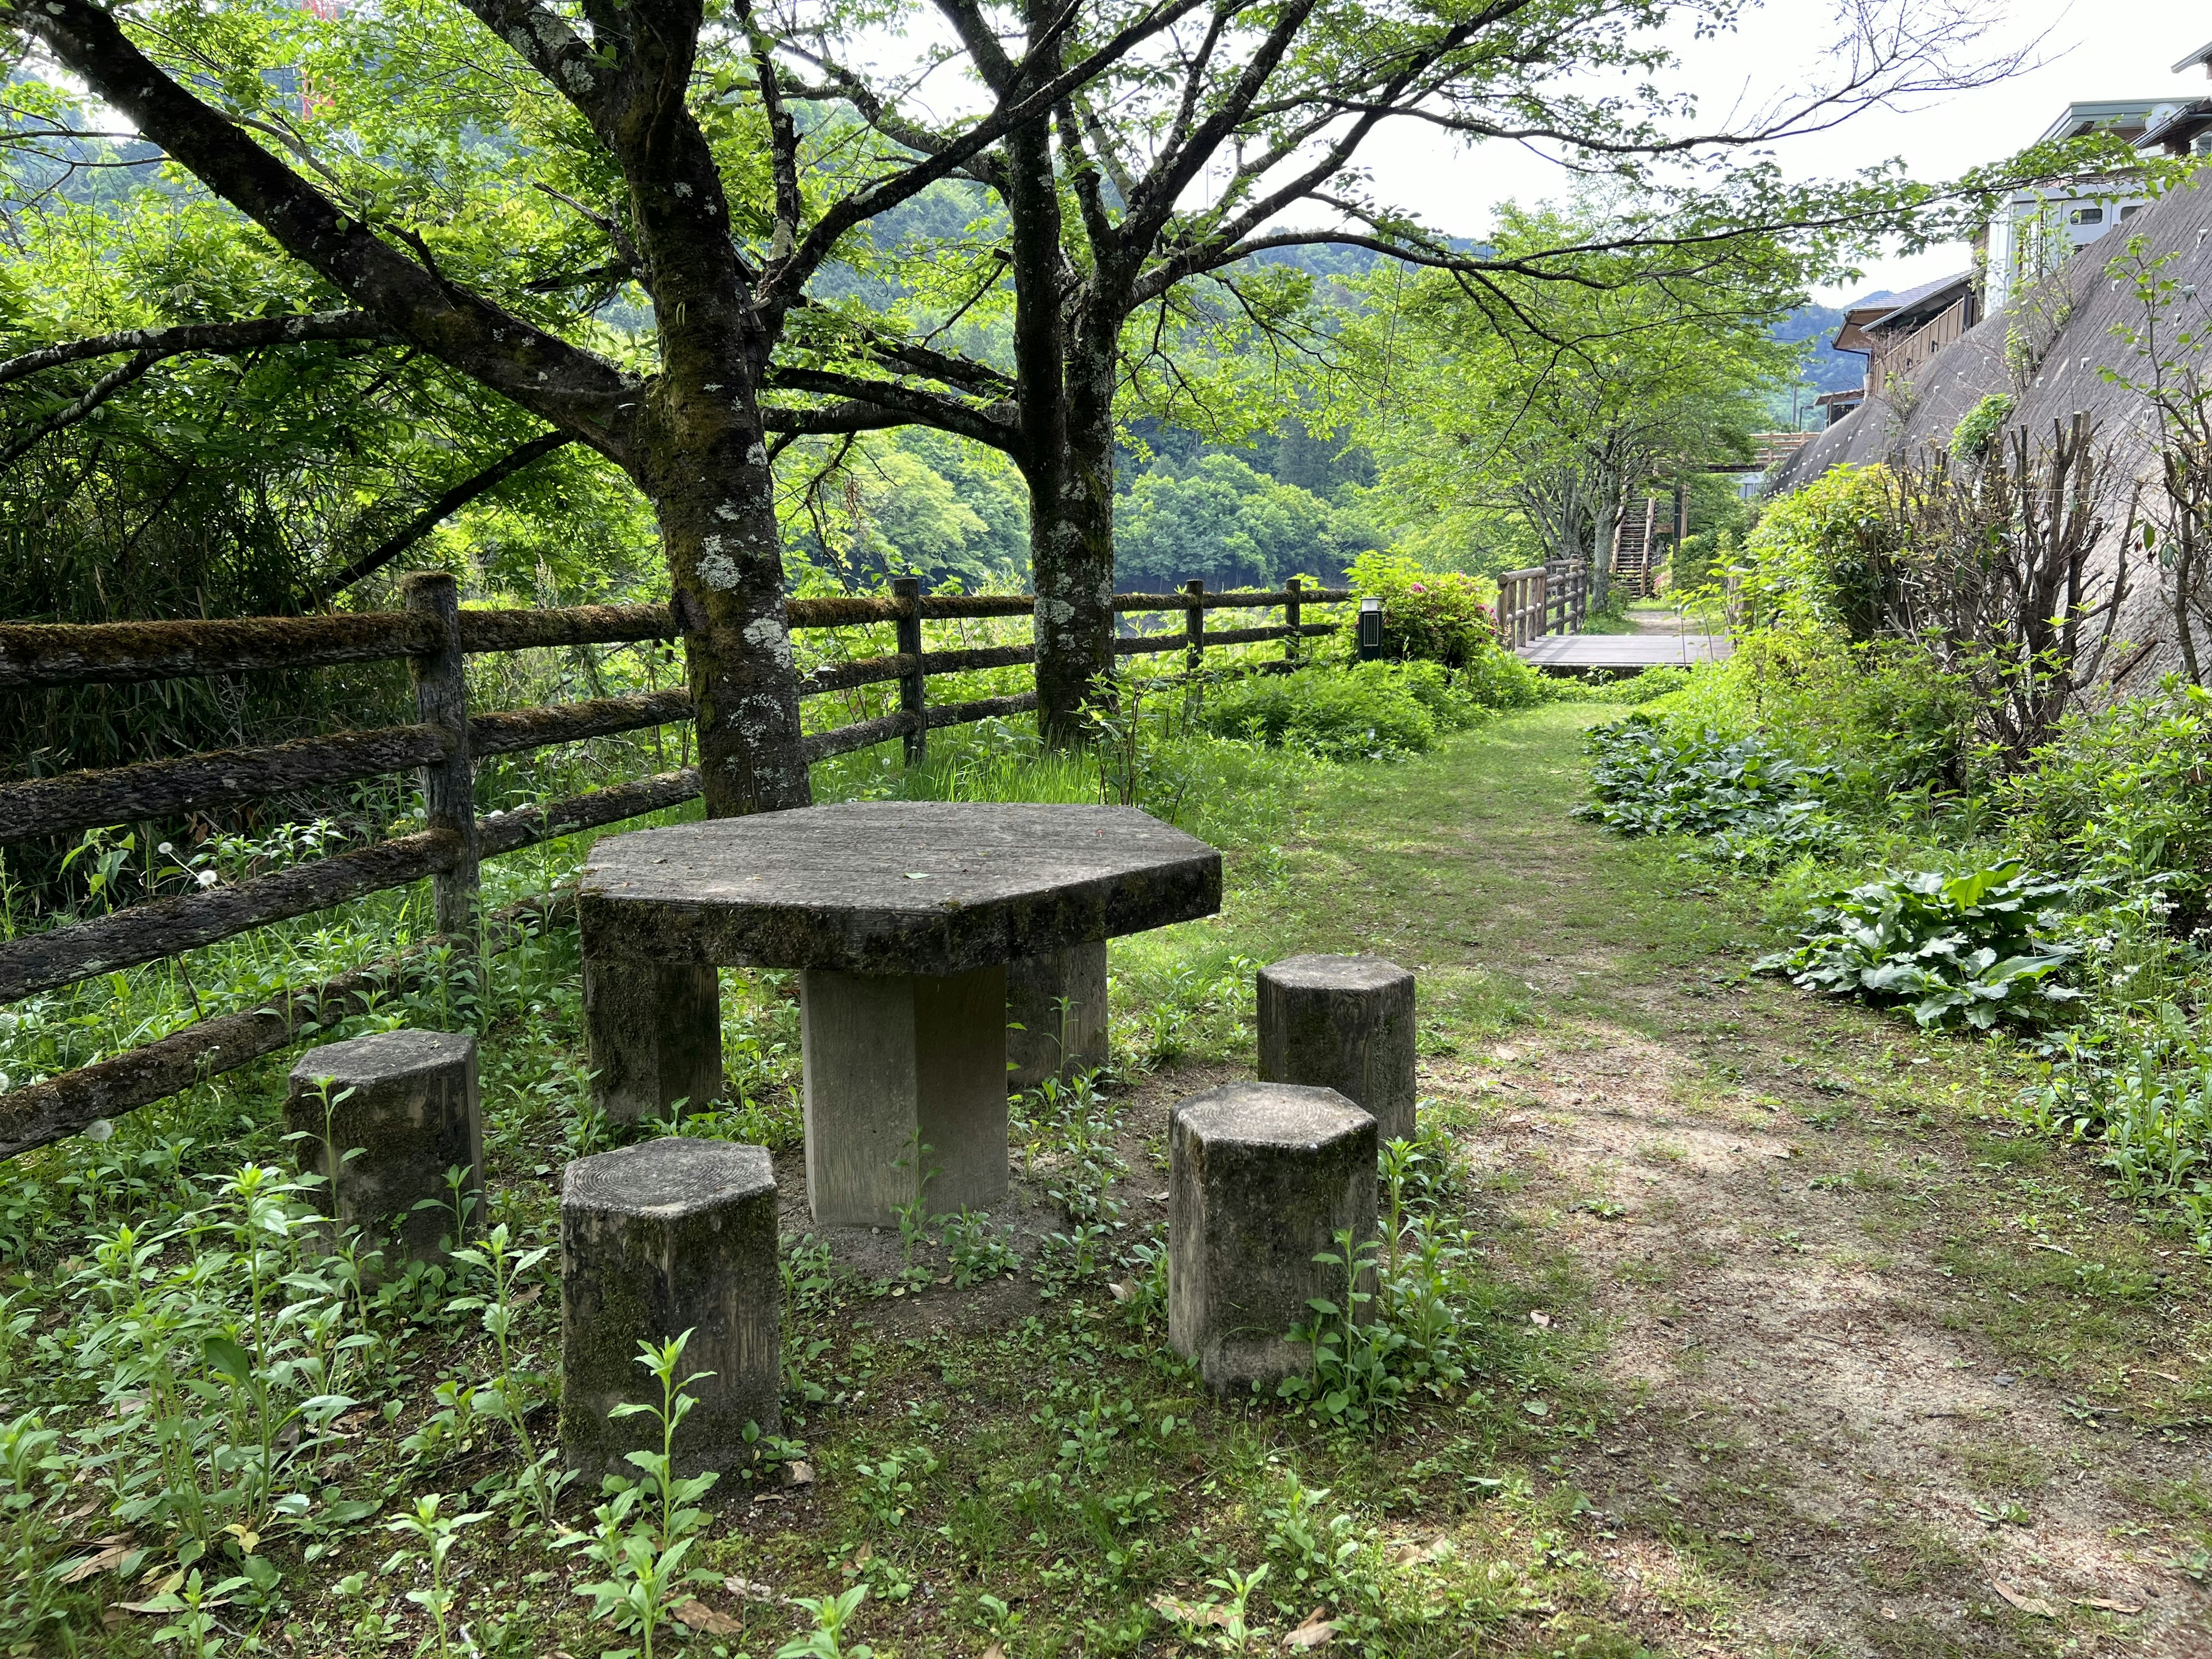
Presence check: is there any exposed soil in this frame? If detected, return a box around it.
[1357,704,2212,1656]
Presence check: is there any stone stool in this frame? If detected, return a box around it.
[584,958,724,1126]
[1257,955,1416,1145]
[286,1029,483,1263]
[1168,1082,1377,1392]
[1006,941,1109,1092]
[559,1139,781,1481]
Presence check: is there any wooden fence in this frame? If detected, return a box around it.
[1493,560,1589,649]
[0,574,1350,1156]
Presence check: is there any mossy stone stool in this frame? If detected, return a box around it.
[285,1029,483,1264]
[1168,1082,1377,1392]
[1006,941,1109,1092]
[1256,955,1416,1145]
[559,1139,780,1482]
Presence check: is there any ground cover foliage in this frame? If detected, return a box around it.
[9,681,2212,1656]
[1589,313,2212,1264]
[0,645,1642,1658]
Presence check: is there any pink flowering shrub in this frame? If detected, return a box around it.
[1342,550,1498,668]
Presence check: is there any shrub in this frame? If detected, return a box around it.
[1546,665,1690,706]
[1452,643,1553,710]
[1340,550,1496,668]
[1739,464,1899,638]
[1199,661,1488,761]
[1638,632,1979,815]
[1999,678,2212,922]
[1574,714,1829,860]
[1755,861,2080,1029]
[1950,392,2016,459]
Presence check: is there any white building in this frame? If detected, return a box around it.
[1976,100,2162,310]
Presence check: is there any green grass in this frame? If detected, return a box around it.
[4,702,2209,1656]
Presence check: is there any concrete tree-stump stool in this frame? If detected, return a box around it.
[580,803,1219,1228]
[1006,940,1109,1092]
[285,1029,483,1263]
[1168,1082,1378,1392]
[582,956,724,1126]
[1256,955,1417,1145]
[559,1138,780,1482]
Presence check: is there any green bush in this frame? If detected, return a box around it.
[1999,678,2212,919]
[1452,643,1554,710]
[1340,550,1496,668]
[1574,714,1829,861]
[1738,464,1899,639]
[1638,632,1978,816]
[1950,392,2016,459]
[1546,665,1691,706]
[2020,1010,2212,1244]
[1755,861,2079,1030]
[1199,661,1486,761]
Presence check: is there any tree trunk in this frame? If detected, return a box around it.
[1031,325,1119,743]
[1590,490,1619,615]
[634,391,811,815]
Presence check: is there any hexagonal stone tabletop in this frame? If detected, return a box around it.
[579,801,1222,975]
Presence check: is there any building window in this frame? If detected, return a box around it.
[2070,206,2104,226]
[2122,203,2146,221]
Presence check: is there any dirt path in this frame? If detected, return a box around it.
[1245,706,2212,1657]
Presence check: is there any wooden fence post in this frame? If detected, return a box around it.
[893,575,925,766]
[1284,575,1301,665]
[1184,578,1205,675]
[1571,560,1588,632]
[402,571,479,944]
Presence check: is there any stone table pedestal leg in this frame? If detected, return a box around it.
[1006,941,1109,1092]
[584,956,723,1126]
[801,963,1007,1225]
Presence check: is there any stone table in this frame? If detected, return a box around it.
[579,802,1220,1225]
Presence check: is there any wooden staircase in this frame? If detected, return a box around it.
[1610,497,1665,599]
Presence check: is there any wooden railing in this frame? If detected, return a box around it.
[0,575,1350,1154]
[1867,296,1974,399]
[1494,560,1588,649]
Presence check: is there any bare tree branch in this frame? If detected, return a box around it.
[309,431,577,601]
[0,309,387,385]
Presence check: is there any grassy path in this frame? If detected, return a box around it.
[1222,704,2212,1656]
[58,702,2209,1658]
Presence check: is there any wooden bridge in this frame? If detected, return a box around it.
[1518,631,1733,672]
[1495,559,1732,673]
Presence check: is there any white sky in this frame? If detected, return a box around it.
[1362,0,2212,306]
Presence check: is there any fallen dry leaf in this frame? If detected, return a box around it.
[784,1460,815,1488]
[2077,1595,2146,1615]
[671,1598,745,1637]
[982,1647,1006,1659]
[1992,1579,2056,1618]
[59,1542,135,1584]
[1149,1593,1232,1628]
[1107,1281,1135,1303]
[1528,1310,1552,1328]
[1284,1608,1336,1649]
[724,1575,778,1600]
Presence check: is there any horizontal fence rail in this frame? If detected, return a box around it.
[0,575,1354,1158]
